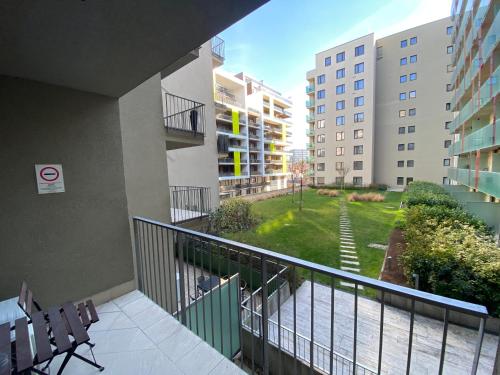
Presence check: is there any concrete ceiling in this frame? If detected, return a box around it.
[0,0,267,97]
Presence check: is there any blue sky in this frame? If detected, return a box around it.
[219,0,452,147]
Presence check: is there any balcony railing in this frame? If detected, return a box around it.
[306,129,314,136]
[449,120,499,156]
[306,99,315,108]
[165,93,206,135]
[211,36,225,61]
[306,143,315,150]
[133,217,491,375]
[215,85,244,108]
[306,84,315,94]
[169,186,212,225]
[448,167,500,198]
[306,114,315,122]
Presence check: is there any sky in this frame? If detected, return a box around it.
[219,0,452,148]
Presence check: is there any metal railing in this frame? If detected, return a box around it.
[165,93,206,135]
[169,186,211,225]
[133,217,491,375]
[211,36,225,61]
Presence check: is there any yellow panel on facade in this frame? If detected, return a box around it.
[232,110,240,135]
[282,157,287,173]
[270,143,276,152]
[234,151,241,176]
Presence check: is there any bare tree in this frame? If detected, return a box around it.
[335,166,351,190]
[291,160,309,210]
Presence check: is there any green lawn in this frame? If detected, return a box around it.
[223,189,403,289]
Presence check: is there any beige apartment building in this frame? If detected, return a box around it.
[307,18,454,188]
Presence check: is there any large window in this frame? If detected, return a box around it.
[317,119,325,128]
[336,147,345,156]
[317,148,325,157]
[317,104,326,114]
[336,116,345,126]
[409,72,417,81]
[409,90,416,98]
[317,134,325,143]
[401,40,407,48]
[354,62,364,74]
[397,160,404,167]
[335,177,344,185]
[336,68,345,79]
[353,161,363,170]
[400,57,407,65]
[410,55,417,63]
[336,100,345,110]
[354,79,364,90]
[336,84,345,94]
[354,45,364,56]
[398,126,406,134]
[410,36,417,45]
[325,56,331,66]
[397,177,404,185]
[317,89,325,99]
[400,92,407,100]
[354,96,364,107]
[408,142,415,150]
[353,145,363,155]
[354,112,364,122]
[353,177,363,186]
[317,163,325,171]
[336,51,345,62]
[354,129,363,139]
[407,160,414,167]
[400,75,407,83]
[335,162,344,170]
[317,74,326,84]
[336,131,345,141]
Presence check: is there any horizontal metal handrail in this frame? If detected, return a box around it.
[164,93,206,135]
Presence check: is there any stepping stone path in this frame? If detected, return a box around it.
[338,201,363,290]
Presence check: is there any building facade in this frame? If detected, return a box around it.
[307,18,455,188]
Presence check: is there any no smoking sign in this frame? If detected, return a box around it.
[35,164,65,194]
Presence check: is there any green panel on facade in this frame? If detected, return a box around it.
[232,110,240,135]
[234,151,241,176]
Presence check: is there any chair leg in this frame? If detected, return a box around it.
[56,352,73,375]
[73,350,104,372]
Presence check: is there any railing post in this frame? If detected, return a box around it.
[471,317,486,375]
[133,218,143,292]
[177,232,187,325]
[261,255,269,375]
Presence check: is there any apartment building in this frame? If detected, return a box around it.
[215,70,293,198]
[306,18,454,188]
[447,0,499,213]
[291,148,308,163]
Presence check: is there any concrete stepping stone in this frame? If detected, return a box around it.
[340,254,358,259]
[341,260,360,266]
[341,266,360,272]
[340,245,355,249]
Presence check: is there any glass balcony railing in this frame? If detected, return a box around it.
[305,156,315,163]
[305,84,315,94]
[449,120,499,156]
[306,143,315,149]
[306,99,315,108]
[306,113,315,122]
[448,167,500,198]
[305,128,314,136]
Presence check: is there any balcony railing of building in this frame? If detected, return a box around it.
[211,36,225,62]
[448,167,500,197]
[248,120,261,129]
[169,186,212,225]
[215,85,244,108]
[306,143,315,150]
[306,99,315,108]
[449,119,499,156]
[133,217,492,375]
[306,84,315,94]
[306,128,314,136]
[306,114,315,122]
[165,93,206,135]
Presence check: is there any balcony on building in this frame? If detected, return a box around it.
[211,35,225,67]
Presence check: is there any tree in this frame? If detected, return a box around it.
[336,165,350,190]
[291,160,309,210]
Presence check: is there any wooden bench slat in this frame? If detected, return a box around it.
[14,318,32,372]
[77,303,90,327]
[62,303,89,345]
[17,281,27,311]
[86,300,99,323]
[26,289,33,316]
[31,311,53,364]
[47,307,71,353]
[0,323,11,375]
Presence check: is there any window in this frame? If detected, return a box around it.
[317,105,325,114]
[353,177,363,186]
[317,148,325,157]
[336,100,345,110]
[355,45,364,56]
[354,129,364,139]
[397,177,404,185]
[398,126,406,134]
[400,57,407,65]
[410,37,417,45]
[336,147,345,156]
[398,144,405,151]
[335,162,344,170]
[354,96,364,107]
[353,145,363,155]
[409,108,416,116]
[409,90,416,98]
[409,72,417,81]
[317,163,325,171]
[447,45,454,54]
[377,46,383,59]
[407,160,414,167]
[408,142,415,150]
[401,40,407,48]
[406,177,414,185]
[400,92,407,100]
[336,84,345,95]
[317,119,325,128]
[317,177,325,185]
[400,75,407,83]
[443,158,450,166]
[446,102,451,111]
[336,116,345,126]
[447,26,453,35]
[446,84,453,92]
[336,51,345,62]
[353,161,363,171]
[410,55,417,63]
[444,140,451,148]
[445,121,451,129]
[317,134,325,143]
[335,177,344,185]
[317,89,325,99]
[354,79,364,90]
[317,74,326,84]
[443,177,449,185]
[354,62,364,74]
[354,112,364,122]
[336,131,345,141]
[397,160,404,167]
[325,56,331,66]
[336,68,345,79]
[408,125,415,133]
[399,110,406,118]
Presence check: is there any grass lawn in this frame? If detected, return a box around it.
[223,189,403,291]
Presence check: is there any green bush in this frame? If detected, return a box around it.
[208,198,259,234]
[405,181,458,208]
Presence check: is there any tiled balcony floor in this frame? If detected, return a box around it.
[48,290,245,375]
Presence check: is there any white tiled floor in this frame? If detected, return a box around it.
[48,290,245,375]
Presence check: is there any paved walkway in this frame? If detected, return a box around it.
[269,281,497,375]
[338,201,363,290]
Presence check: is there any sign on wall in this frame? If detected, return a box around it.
[35,164,65,194]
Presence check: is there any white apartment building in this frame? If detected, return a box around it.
[306,18,454,188]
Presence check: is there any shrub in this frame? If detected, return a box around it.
[347,192,385,202]
[317,189,340,197]
[208,198,258,234]
[405,181,459,208]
